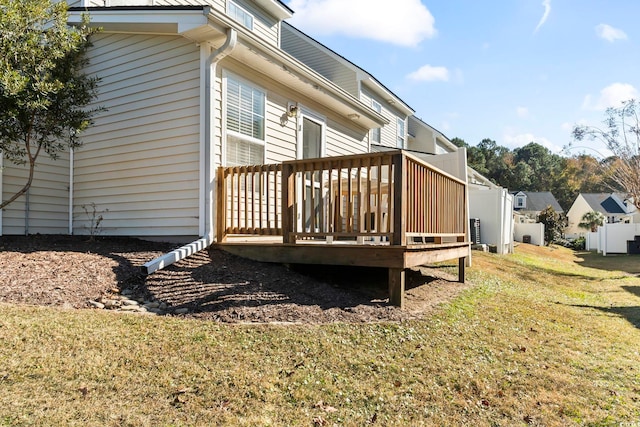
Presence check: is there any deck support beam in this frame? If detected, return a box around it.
[388,268,405,308]
[458,257,466,283]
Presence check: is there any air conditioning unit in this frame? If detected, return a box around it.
[470,218,481,244]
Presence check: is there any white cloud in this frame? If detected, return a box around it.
[595,24,627,42]
[503,130,562,153]
[286,0,436,47]
[407,65,449,82]
[516,107,530,118]
[582,83,639,110]
[534,0,551,33]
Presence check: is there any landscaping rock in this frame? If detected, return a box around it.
[102,299,121,309]
[89,300,105,309]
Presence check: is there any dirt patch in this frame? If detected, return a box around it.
[0,235,472,323]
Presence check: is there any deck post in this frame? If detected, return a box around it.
[388,267,405,308]
[281,162,294,243]
[216,167,226,242]
[392,152,407,246]
[458,257,466,283]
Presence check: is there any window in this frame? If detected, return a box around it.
[225,75,265,166]
[515,196,526,208]
[396,117,406,149]
[371,100,382,144]
[228,1,254,30]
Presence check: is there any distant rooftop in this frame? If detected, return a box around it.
[512,191,563,213]
[581,193,626,214]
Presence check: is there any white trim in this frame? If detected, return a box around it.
[198,44,207,237]
[227,0,254,31]
[297,106,326,160]
[396,117,406,149]
[67,8,210,34]
[370,100,382,145]
[221,69,267,166]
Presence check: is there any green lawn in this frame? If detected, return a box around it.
[1,244,639,426]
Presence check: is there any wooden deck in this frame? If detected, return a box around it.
[213,150,470,308]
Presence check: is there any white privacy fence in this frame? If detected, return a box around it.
[591,223,640,255]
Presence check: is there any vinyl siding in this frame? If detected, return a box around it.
[281,24,359,97]
[151,0,279,46]
[73,33,201,237]
[219,59,368,166]
[232,0,280,46]
[152,0,225,10]
[361,87,405,149]
[2,153,70,235]
[325,119,368,157]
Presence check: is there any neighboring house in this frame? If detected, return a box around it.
[565,193,638,237]
[512,191,563,222]
[0,1,472,305]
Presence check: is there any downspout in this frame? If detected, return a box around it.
[143,28,237,275]
[204,27,238,242]
[25,190,29,236]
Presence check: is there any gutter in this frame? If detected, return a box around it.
[142,28,237,275]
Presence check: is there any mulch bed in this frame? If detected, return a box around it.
[0,235,471,323]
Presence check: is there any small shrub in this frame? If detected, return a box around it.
[81,203,108,241]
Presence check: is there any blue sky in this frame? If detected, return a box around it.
[284,0,639,156]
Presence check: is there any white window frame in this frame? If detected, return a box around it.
[515,196,526,208]
[227,0,254,31]
[371,100,382,145]
[396,117,406,149]
[297,107,326,160]
[222,71,266,166]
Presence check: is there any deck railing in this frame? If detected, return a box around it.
[216,151,467,245]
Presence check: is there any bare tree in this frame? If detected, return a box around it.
[572,99,640,210]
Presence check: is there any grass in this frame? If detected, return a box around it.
[1,245,640,426]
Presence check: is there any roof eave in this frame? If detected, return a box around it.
[68,7,387,129]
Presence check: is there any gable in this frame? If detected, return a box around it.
[512,191,562,213]
[581,193,625,215]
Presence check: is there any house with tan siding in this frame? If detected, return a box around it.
[3,1,383,239]
[2,1,474,294]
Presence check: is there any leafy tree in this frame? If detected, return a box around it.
[538,205,565,245]
[450,137,468,148]
[0,0,101,210]
[578,210,605,233]
[572,99,640,210]
[465,138,511,183]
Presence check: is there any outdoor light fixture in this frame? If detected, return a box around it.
[287,103,299,117]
